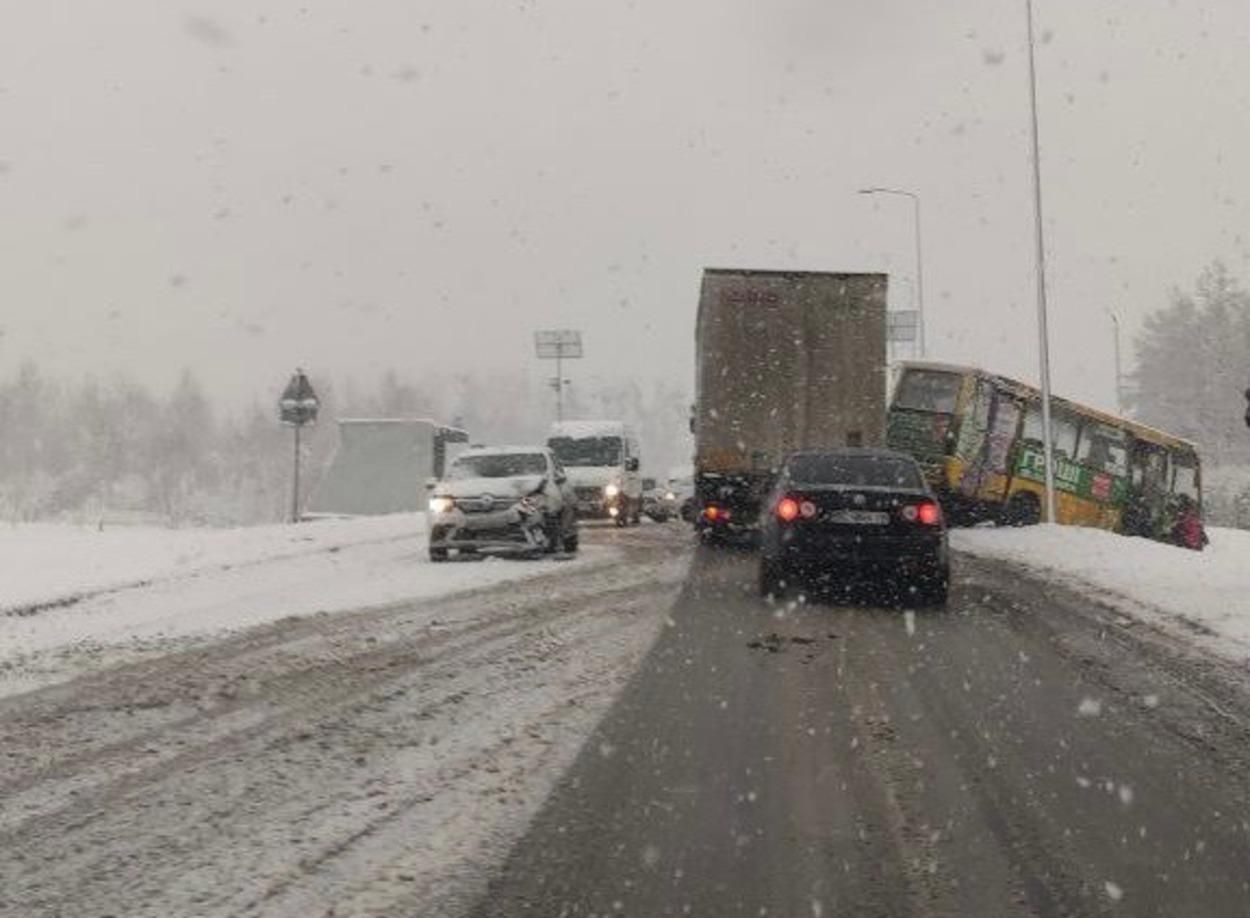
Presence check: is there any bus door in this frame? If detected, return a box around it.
[958,383,1022,503]
[1124,441,1169,538]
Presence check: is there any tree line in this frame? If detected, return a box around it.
[1131,261,1250,523]
[0,363,692,526]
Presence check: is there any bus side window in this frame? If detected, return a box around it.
[1077,424,1128,476]
[1051,415,1079,460]
[1021,406,1044,444]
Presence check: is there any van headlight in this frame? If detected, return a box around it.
[604,483,620,498]
[429,496,455,514]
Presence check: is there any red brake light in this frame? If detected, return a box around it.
[776,497,800,522]
[704,504,730,522]
[917,501,941,526]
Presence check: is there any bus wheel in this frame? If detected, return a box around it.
[1001,493,1042,527]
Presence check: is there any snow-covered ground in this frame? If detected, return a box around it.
[953,524,1250,657]
[0,514,613,698]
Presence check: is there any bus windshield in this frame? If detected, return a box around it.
[894,370,962,414]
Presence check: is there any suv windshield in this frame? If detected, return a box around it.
[448,454,548,479]
[548,436,622,467]
[788,454,923,489]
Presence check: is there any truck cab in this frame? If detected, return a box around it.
[547,421,644,525]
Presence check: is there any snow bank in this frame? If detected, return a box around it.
[0,514,431,614]
[0,515,612,697]
[953,525,1250,655]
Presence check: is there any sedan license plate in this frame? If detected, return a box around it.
[826,509,890,526]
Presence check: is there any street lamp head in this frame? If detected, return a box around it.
[858,186,916,200]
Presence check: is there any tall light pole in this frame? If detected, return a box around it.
[1108,309,1125,414]
[1025,0,1058,524]
[858,187,926,359]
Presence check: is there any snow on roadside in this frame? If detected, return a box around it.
[953,524,1250,657]
[0,514,433,614]
[0,515,614,698]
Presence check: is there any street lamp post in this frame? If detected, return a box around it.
[858,187,926,359]
[1108,310,1125,415]
[1025,0,1058,524]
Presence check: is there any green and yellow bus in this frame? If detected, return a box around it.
[886,362,1205,547]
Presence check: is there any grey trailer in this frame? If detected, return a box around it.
[693,269,887,536]
[305,418,469,517]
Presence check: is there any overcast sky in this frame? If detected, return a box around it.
[3,0,1249,415]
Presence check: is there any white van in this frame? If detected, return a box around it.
[547,420,644,525]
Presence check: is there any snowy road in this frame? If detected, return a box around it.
[9,527,1250,917]
[475,546,1250,917]
[0,525,690,918]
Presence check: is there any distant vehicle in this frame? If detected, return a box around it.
[757,448,949,604]
[886,361,1205,549]
[663,469,696,522]
[427,446,578,561]
[547,420,644,526]
[693,269,888,540]
[306,419,468,517]
[642,478,675,522]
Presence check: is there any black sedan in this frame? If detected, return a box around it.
[757,448,949,605]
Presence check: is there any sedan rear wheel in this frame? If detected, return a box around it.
[758,557,788,598]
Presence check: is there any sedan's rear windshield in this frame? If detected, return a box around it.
[448,454,547,479]
[893,369,963,414]
[787,454,922,489]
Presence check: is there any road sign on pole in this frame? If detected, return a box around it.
[534,330,583,422]
[279,369,319,522]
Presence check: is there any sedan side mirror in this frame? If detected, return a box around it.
[554,471,567,484]
[425,477,438,490]
[625,457,640,472]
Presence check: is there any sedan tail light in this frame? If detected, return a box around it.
[901,501,942,526]
[776,497,800,522]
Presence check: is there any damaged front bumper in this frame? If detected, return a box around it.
[429,505,551,555]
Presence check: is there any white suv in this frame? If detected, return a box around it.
[427,446,578,561]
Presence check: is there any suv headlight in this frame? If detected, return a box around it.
[604,483,620,498]
[429,496,455,514]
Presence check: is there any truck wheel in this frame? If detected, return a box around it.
[563,528,579,553]
[429,547,449,563]
[911,566,949,607]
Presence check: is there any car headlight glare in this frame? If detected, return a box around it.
[604,483,620,498]
[664,491,676,501]
[429,496,455,514]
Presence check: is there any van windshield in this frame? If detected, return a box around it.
[548,436,623,467]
